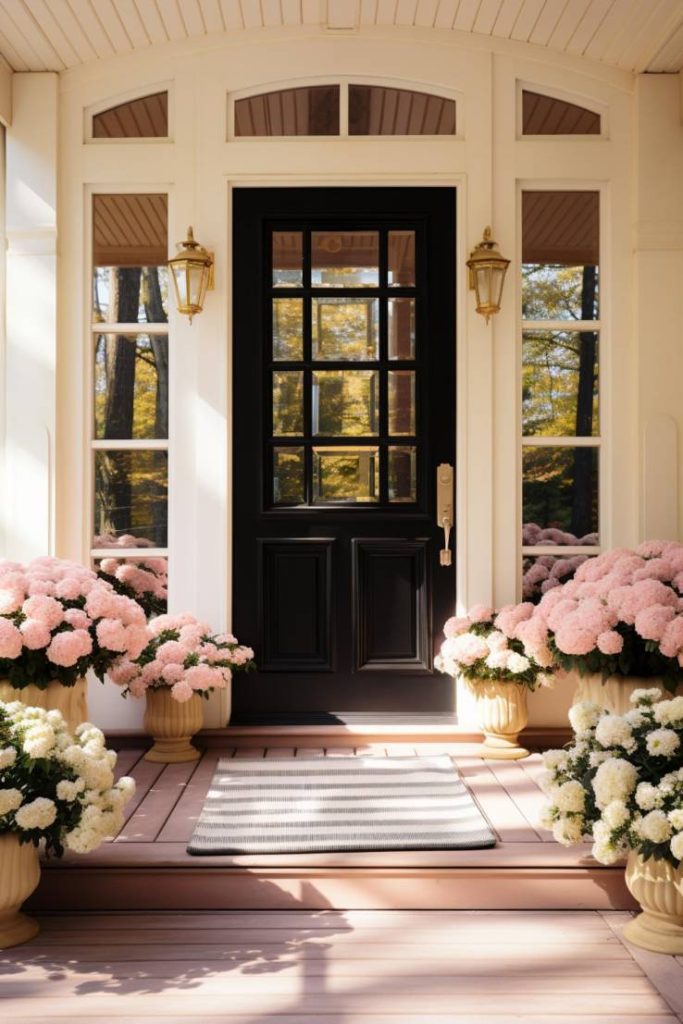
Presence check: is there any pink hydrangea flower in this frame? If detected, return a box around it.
[22,594,64,630]
[161,663,184,683]
[553,621,598,656]
[96,618,130,653]
[0,618,23,659]
[171,680,194,702]
[47,629,92,667]
[467,604,494,624]
[156,640,188,665]
[19,618,52,650]
[634,605,676,641]
[63,608,91,630]
[596,630,624,655]
[443,616,470,638]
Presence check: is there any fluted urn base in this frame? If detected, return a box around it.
[624,852,683,954]
[0,836,40,949]
[467,680,530,760]
[571,674,681,716]
[143,688,203,763]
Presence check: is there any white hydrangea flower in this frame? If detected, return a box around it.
[552,817,585,846]
[670,833,683,861]
[507,652,530,674]
[635,782,660,810]
[538,804,556,830]
[554,781,585,813]
[668,809,683,830]
[595,715,636,751]
[623,708,647,727]
[630,688,662,705]
[56,778,86,802]
[15,796,57,830]
[0,788,23,815]
[593,758,639,809]
[646,729,680,758]
[591,820,625,865]
[542,749,569,771]
[22,723,56,759]
[589,750,613,767]
[639,809,673,844]
[568,701,603,735]
[0,747,17,770]
[602,800,631,829]
[654,696,683,726]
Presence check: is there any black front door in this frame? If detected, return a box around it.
[233,187,456,715]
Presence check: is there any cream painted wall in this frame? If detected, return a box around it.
[4,26,678,731]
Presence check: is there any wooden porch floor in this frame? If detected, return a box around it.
[3,909,683,1022]
[31,743,635,912]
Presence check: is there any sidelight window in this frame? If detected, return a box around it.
[267,226,420,507]
[521,190,601,601]
[90,193,169,610]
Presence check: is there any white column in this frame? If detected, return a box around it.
[3,73,58,562]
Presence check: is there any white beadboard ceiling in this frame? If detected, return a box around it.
[1,0,683,74]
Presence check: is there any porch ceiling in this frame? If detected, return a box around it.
[0,0,683,76]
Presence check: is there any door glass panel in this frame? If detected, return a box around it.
[311,231,379,287]
[272,371,304,436]
[523,330,599,437]
[388,298,416,359]
[313,447,379,503]
[273,232,303,287]
[389,446,417,502]
[273,447,305,505]
[94,450,168,546]
[312,298,379,360]
[94,333,169,440]
[313,370,378,436]
[388,231,416,286]
[522,446,598,539]
[388,371,415,435]
[273,298,303,360]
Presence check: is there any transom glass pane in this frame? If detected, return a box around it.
[273,447,305,505]
[95,333,169,440]
[273,232,303,287]
[311,231,379,287]
[94,450,168,547]
[388,231,416,286]
[388,371,415,435]
[312,370,378,436]
[234,86,340,137]
[272,371,304,436]
[348,86,455,136]
[388,298,416,359]
[312,298,379,360]
[273,298,304,360]
[313,447,379,503]
[523,330,599,437]
[389,446,417,502]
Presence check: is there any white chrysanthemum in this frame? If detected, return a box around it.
[670,832,683,861]
[635,782,660,810]
[0,747,17,770]
[554,780,586,813]
[639,809,673,844]
[0,788,23,815]
[602,800,631,829]
[543,749,569,772]
[116,776,136,799]
[591,820,625,865]
[589,750,613,767]
[592,758,639,809]
[568,701,603,735]
[595,715,635,751]
[485,650,509,671]
[507,652,530,674]
[22,723,56,759]
[654,696,683,726]
[15,796,57,830]
[45,709,66,727]
[624,708,647,727]
[56,778,86,802]
[538,804,556,830]
[630,688,662,705]
[668,809,683,830]
[552,817,584,846]
[646,729,680,758]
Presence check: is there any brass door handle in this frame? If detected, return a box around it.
[436,463,453,567]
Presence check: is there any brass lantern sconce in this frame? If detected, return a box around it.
[168,227,214,323]
[466,227,510,324]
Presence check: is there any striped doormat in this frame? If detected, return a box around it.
[187,755,496,855]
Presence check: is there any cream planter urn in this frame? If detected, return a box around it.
[623,851,683,954]
[0,835,40,949]
[571,673,679,715]
[0,678,88,734]
[467,680,529,760]
[143,688,203,763]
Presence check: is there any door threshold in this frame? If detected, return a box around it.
[229,712,460,727]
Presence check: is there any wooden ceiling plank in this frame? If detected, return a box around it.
[0,24,29,69]
[376,0,398,25]
[395,0,419,26]
[647,18,683,72]
[261,0,283,27]
[563,0,614,56]
[528,0,569,47]
[473,0,504,36]
[546,0,590,50]
[509,0,545,42]
[109,0,151,46]
[91,0,136,50]
[181,0,208,35]
[359,0,379,24]
[219,0,245,29]
[67,0,117,57]
[582,0,642,62]
[413,0,439,27]
[433,0,458,29]
[155,0,189,40]
[24,0,83,66]
[4,0,68,68]
[240,0,265,27]
[619,0,683,73]
[490,0,524,38]
[133,0,170,42]
[0,0,51,69]
[199,0,226,32]
[280,0,301,26]
[301,0,321,24]
[453,0,484,33]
